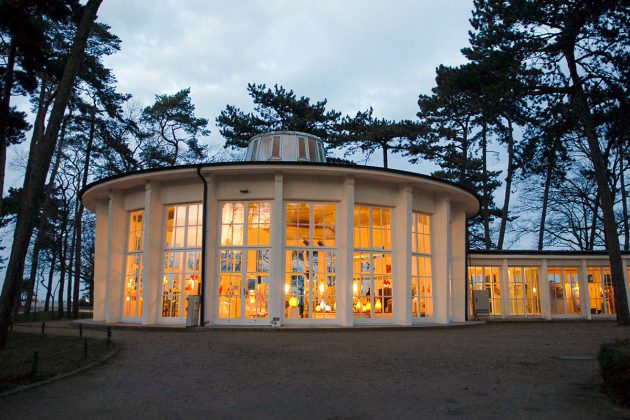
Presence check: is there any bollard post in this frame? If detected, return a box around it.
[79,324,83,338]
[31,351,39,376]
[83,338,88,359]
[41,322,45,335]
[107,327,111,349]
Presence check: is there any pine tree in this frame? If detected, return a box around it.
[216,83,341,149]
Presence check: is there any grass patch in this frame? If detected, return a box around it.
[0,332,112,393]
[599,338,630,407]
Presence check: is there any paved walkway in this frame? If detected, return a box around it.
[3,322,630,419]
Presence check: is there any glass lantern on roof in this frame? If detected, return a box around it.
[245,131,327,163]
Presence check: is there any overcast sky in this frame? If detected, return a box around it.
[98,0,475,167]
[6,0,477,188]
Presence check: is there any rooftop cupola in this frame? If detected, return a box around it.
[245,131,327,162]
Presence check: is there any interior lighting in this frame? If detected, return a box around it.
[353,282,358,295]
[289,296,299,307]
[284,283,290,294]
[375,299,382,312]
[319,283,325,294]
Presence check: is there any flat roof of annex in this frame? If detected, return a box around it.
[81,161,481,216]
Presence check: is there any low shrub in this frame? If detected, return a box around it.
[599,339,630,407]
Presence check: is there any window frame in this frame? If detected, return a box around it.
[216,200,272,323]
[411,212,433,320]
[159,202,203,323]
[284,202,338,323]
[122,209,145,321]
[352,205,393,322]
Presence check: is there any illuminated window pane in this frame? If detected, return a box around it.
[219,201,271,320]
[508,266,540,316]
[285,203,337,320]
[161,203,203,319]
[124,210,144,318]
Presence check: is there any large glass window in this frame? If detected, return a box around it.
[411,212,432,318]
[508,267,541,316]
[218,202,271,320]
[587,267,615,315]
[285,203,337,320]
[353,206,392,319]
[468,266,501,316]
[161,203,202,320]
[123,210,144,318]
[548,267,580,315]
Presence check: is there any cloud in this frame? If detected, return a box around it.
[97,0,474,161]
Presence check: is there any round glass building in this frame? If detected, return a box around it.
[81,131,479,326]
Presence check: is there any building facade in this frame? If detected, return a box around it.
[82,131,479,326]
[468,251,630,320]
[82,131,630,326]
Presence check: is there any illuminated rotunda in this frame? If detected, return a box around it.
[82,131,630,326]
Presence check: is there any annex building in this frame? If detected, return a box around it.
[81,131,630,326]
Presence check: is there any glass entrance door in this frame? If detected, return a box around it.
[284,250,336,321]
[217,249,270,323]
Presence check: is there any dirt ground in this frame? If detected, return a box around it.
[2,321,630,419]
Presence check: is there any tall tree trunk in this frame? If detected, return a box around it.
[23,240,43,317]
[44,251,56,312]
[73,108,96,317]
[382,143,388,169]
[0,39,16,218]
[564,46,629,325]
[497,117,514,250]
[66,222,76,316]
[0,0,102,349]
[460,120,469,185]
[588,200,598,251]
[538,158,554,251]
[23,114,68,316]
[57,214,69,318]
[481,121,491,250]
[619,142,629,251]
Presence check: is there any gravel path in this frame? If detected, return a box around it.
[2,322,629,419]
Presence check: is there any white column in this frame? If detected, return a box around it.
[141,181,162,325]
[432,194,451,324]
[270,173,284,324]
[539,259,551,319]
[204,174,217,325]
[92,200,109,322]
[450,206,467,322]
[393,186,412,325]
[500,258,510,319]
[105,191,125,322]
[338,176,354,327]
[578,259,591,320]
